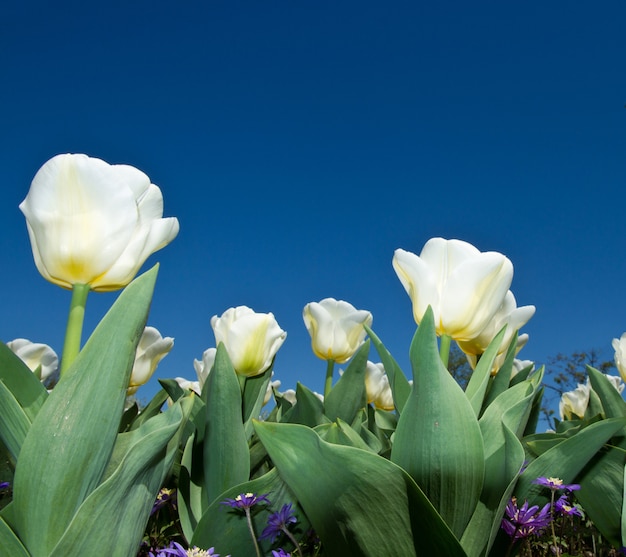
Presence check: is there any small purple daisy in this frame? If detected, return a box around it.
[533,477,580,492]
[501,497,552,540]
[259,503,298,542]
[222,492,270,511]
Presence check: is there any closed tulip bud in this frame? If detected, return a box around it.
[364,361,395,411]
[193,347,217,388]
[7,338,58,382]
[559,382,590,420]
[613,333,626,383]
[19,153,179,291]
[211,306,287,377]
[302,298,373,363]
[127,327,174,395]
[392,238,513,341]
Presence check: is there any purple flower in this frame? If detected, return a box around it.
[221,492,270,511]
[501,497,552,540]
[259,503,298,542]
[154,541,220,557]
[555,494,583,517]
[0,482,10,490]
[271,551,291,557]
[151,487,176,515]
[533,477,580,492]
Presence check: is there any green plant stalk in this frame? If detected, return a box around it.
[439,334,451,369]
[244,507,262,557]
[282,526,303,556]
[324,359,335,399]
[60,283,90,376]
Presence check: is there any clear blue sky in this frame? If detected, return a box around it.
[1,1,625,417]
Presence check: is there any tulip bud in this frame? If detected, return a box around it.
[127,327,174,395]
[364,361,394,411]
[392,238,513,341]
[559,382,590,420]
[193,347,217,389]
[19,153,179,291]
[613,333,626,383]
[211,306,287,377]
[302,298,373,363]
[7,338,58,383]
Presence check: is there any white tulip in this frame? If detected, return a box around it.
[211,306,287,377]
[7,338,58,382]
[127,327,174,395]
[613,333,626,383]
[302,298,373,363]
[19,153,179,291]
[392,238,513,341]
[364,361,394,411]
[559,382,590,420]
[458,291,535,363]
[193,347,217,388]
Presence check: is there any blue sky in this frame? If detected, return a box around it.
[1,1,625,419]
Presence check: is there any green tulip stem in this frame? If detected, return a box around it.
[324,359,335,398]
[439,334,452,369]
[60,283,90,377]
[244,507,262,557]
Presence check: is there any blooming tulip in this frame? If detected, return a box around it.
[392,238,513,341]
[19,153,179,292]
[364,361,395,411]
[7,338,58,383]
[211,306,287,377]
[457,291,535,369]
[302,298,373,364]
[559,382,590,420]
[613,333,626,382]
[127,326,174,395]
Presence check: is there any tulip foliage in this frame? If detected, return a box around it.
[2,154,626,557]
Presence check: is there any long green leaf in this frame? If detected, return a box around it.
[203,343,250,506]
[365,325,411,413]
[0,341,47,423]
[324,340,369,423]
[0,514,29,557]
[515,417,626,506]
[254,420,466,557]
[587,366,626,419]
[0,381,32,462]
[50,398,192,557]
[391,307,484,539]
[11,266,158,557]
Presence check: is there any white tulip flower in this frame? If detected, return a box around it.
[193,347,217,388]
[211,306,287,377]
[458,291,535,361]
[302,298,373,364]
[392,238,513,341]
[127,327,174,395]
[559,382,590,420]
[19,153,179,291]
[7,338,58,382]
[364,361,394,411]
[613,333,626,383]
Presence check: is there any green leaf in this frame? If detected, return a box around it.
[574,445,626,548]
[242,366,273,438]
[0,381,32,463]
[324,340,369,423]
[365,325,411,413]
[0,513,29,557]
[254,420,466,557]
[315,418,374,451]
[515,417,626,506]
[587,366,626,419]
[391,307,484,539]
[0,341,47,424]
[464,326,507,416]
[50,398,192,557]
[203,343,250,505]
[178,432,205,542]
[481,332,518,410]
[281,383,328,427]
[11,265,158,557]
[461,380,537,557]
